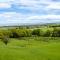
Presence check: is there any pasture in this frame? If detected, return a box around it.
[0,37,60,60]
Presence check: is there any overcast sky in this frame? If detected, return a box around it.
[0,0,60,25]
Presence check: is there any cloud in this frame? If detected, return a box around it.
[52,0,60,2]
[27,15,60,20]
[0,0,60,25]
[0,12,60,25]
[0,0,60,14]
[46,2,60,9]
[0,12,28,25]
[11,0,60,15]
[0,2,11,8]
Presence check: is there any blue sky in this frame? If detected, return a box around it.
[0,0,60,26]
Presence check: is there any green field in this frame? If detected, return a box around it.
[0,37,60,60]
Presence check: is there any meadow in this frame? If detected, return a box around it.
[0,24,60,60]
[0,37,60,60]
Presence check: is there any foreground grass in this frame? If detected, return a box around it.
[0,37,60,60]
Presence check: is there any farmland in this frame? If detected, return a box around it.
[0,24,60,60]
[0,37,60,60]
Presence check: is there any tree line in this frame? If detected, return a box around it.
[0,27,60,39]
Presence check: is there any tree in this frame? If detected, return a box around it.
[32,29,42,36]
[1,36,9,45]
[43,30,53,37]
[52,28,60,37]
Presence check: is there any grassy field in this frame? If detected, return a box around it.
[0,37,60,60]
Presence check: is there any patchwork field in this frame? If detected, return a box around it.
[0,37,60,60]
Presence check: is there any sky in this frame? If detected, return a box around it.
[0,0,60,26]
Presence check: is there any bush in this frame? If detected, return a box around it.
[32,29,42,36]
[10,29,32,38]
[43,30,53,37]
[1,36,9,45]
[52,28,60,37]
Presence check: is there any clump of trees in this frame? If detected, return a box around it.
[32,29,44,36]
[10,29,32,38]
[0,26,60,45]
[52,28,60,37]
[0,27,60,40]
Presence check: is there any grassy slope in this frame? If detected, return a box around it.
[0,37,60,60]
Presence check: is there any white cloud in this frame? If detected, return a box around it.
[26,15,60,23]
[46,2,60,9]
[13,0,60,14]
[27,15,60,20]
[0,0,60,25]
[0,12,60,24]
[0,2,11,8]
[0,12,26,23]
[0,0,60,13]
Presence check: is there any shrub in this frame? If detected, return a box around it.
[52,28,60,37]
[1,36,9,45]
[32,29,42,36]
[10,29,32,38]
[43,30,53,37]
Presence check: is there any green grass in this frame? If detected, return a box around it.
[0,37,60,60]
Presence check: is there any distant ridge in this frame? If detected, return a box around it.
[0,22,60,27]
